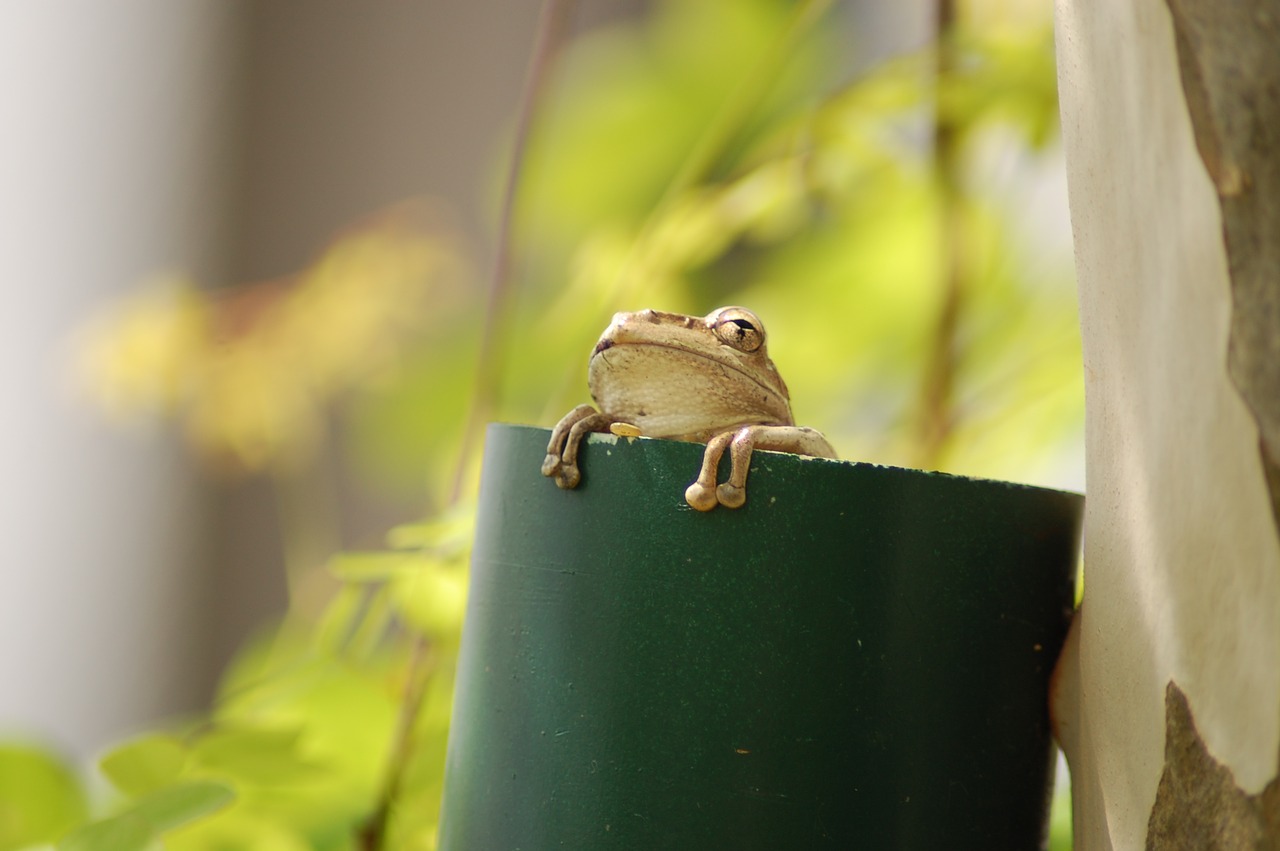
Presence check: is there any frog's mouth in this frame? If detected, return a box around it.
[590,338,785,401]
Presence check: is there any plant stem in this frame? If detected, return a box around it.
[611,0,834,308]
[272,431,341,616]
[916,0,964,469]
[450,0,576,504]
[360,3,575,848]
[657,0,832,217]
[357,639,433,851]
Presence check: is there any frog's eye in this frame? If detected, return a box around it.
[711,307,765,353]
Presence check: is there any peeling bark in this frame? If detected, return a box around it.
[1163,6,1280,839]
[1146,682,1280,850]
[1166,0,1280,533]
[1055,0,1280,846]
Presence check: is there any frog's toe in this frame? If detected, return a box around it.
[541,453,562,477]
[684,482,718,512]
[555,463,581,489]
[716,483,746,509]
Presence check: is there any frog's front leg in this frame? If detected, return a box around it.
[542,404,620,489]
[684,425,836,511]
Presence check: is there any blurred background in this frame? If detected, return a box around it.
[0,0,1079,847]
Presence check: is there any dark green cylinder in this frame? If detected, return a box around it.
[440,424,1082,849]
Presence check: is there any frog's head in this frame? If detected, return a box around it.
[587,306,794,440]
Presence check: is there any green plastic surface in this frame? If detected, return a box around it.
[440,424,1082,849]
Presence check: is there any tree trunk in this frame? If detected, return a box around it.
[1052,0,1280,848]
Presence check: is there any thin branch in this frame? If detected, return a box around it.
[359,3,576,848]
[357,640,434,851]
[451,0,577,503]
[915,0,965,469]
[611,0,834,308]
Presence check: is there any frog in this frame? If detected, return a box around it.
[541,306,836,511]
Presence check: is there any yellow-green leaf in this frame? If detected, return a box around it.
[130,781,234,832]
[58,813,155,851]
[100,734,187,798]
[192,727,319,786]
[0,743,88,851]
[390,566,468,638]
[327,551,425,583]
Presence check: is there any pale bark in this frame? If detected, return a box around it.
[1052,0,1280,847]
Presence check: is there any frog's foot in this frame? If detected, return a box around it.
[548,460,582,489]
[685,425,837,511]
[683,482,718,512]
[685,431,739,511]
[716,482,746,509]
[542,405,616,489]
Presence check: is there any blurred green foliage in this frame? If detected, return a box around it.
[5,1,1080,849]
[0,745,86,850]
[1049,781,1074,851]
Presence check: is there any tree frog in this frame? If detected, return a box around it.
[542,307,836,511]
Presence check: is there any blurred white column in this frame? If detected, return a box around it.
[0,1,239,755]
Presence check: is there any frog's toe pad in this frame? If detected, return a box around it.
[555,464,581,489]
[541,454,562,477]
[716,483,746,509]
[684,482,718,512]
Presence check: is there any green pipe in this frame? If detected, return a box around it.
[440,424,1081,849]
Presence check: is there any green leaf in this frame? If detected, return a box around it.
[192,727,319,786]
[0,742,88,851]
[58,812,156,851]
[130,781,234,832]
[313,583,367,654]
[390,565,468,638]
[99,734,187,797]
[57,784,232,851]
[209,635,398,833]
[385,504,474,554]
[163,810,312,851]
[327,551,424,583]
[346,584,395,659]
[383,522,432,550]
